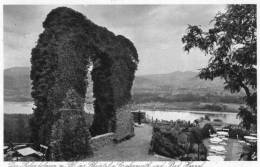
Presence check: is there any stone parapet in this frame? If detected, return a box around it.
[114,107,135,142]
[90,133,115,151]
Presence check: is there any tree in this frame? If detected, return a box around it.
[182,5,256,129]
[17,116,26,142]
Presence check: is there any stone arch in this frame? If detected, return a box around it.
[30,7,138,160]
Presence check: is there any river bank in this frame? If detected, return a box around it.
[132,102,242,113]
[4,101,243,114]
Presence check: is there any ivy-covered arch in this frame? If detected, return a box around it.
[30,7,138,160]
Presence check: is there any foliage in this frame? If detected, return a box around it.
[149,121,208,160]
[201,123,215,138]
[182,5,257,129]
[49,89,93,160]
[50,114,92,160]
[4,114,31,144]
[237,106,257,130]
[133,92,243,104]
[223,125,250,139]
[90,35,138,136]
[90,51,115,135]
[240,143,257,161]
[30,6,138,152]
[4,113,93,145]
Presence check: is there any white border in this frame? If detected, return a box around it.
[1,0,259,167]
[1,0,260,5]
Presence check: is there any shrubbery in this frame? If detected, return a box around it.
[223,125,250,139]
[4,114,31,144]
[149,120,210,160]
[201,123,216,138]
[4,113,93,146]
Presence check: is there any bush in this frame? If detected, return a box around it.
[4,113,93,146]
[201,123,215,138]
[4,114,31,144]
[149,121,207,160]
[223,125,250,139]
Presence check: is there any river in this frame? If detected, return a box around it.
[144,110,240,125]
[4,101,35,114]
[4,101,240,124]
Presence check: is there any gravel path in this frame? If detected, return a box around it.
[85,124,170,161]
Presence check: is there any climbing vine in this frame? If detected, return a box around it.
[30,7,138,159]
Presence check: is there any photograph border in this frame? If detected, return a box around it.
[1,0,259,166]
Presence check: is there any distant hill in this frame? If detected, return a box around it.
[133,71,243,104]
[4,67,242,102]
[133,71,228,95]
[4,67,32,102]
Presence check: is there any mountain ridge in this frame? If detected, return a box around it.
[4,66,242,102]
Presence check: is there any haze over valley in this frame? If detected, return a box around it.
[4,66,243,114]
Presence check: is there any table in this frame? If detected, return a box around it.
[217,131,229,137]
[244,136,257,143]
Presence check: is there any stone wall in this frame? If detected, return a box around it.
[89,105,135,150]
[89,107,135,150]
[31,7,138,148]
[114,106,135,142]
[89,133,114,151]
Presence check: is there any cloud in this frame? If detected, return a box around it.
[4,5,227,75]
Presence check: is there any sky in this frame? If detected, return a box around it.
[4,5,226,75]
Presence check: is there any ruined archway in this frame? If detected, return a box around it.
[30,7,138,160]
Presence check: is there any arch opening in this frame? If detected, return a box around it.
[30,7,138,160]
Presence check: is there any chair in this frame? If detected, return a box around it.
[222,128,230,137]
[38,144,48,160]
